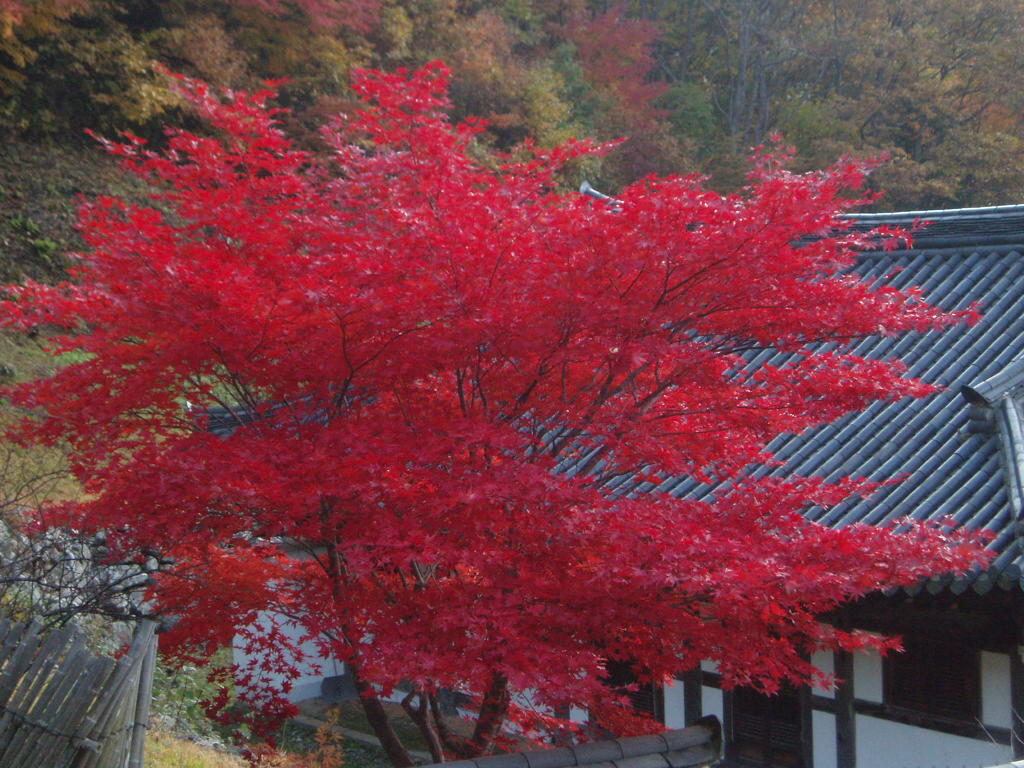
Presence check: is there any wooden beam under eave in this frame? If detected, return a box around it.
[683,667,703,725]
[722,689,735,763]
[799,681,814,768]
[1010,590,1024,759]
[1011,645,1024,759]
[834,649,856,768]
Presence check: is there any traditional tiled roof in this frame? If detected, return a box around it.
[427,719,721,768]
[849,204,1024,251]
[204,202,1024,595]
[657,204,1024,595]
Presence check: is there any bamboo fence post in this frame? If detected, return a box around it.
[127,624,157,768]
[66,656,117,768]
[78,620,155,768]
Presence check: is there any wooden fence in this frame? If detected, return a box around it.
[0,616,157,768]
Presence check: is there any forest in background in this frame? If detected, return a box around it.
[2,0,1024,284]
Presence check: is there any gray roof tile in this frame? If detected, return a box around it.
[419,722,721,768]
[616,735,670,759]
[483,754,529,768]
[764,212,1024,593]
[561,206,1024,595]
[571,740,624,764]
[660,722,721,752]
[661,747,720,768]
[613,754,669,768]
[523,748,577,768]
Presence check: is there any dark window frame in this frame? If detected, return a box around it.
[602,659,665,722]
[882,639,981,724]
[729,684,805,768]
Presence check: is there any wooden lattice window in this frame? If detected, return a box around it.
[731,685,803,768]
[603,658,664,722]
[883,640,980,723]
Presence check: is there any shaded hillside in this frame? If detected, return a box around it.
[0,141,148,283]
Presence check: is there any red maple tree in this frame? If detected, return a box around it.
[0,64,985,764]
[565,3,668,128]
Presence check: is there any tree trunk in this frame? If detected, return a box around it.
[323,536,414,767]
[469,673,510,755]
[402,689,447,763]
[430,692,472,758]
[350,661,416,768]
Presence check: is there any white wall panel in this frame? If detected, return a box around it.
[663,677,687,729]
[813,650,835,698]
[981,651,1012,729]
[853,649,883,703]
[856,714,1011,768]
[813,710,837,768]
[702,685,724,723]
[233,611,342,703]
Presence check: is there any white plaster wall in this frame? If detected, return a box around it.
[813,710,837,768]
[856,715,1011,768]
[700,660,719,673]
[702,685,723,723]
[233,612,343,703]
[663,677,686,728]
[854,649,884,703]
[981,651,1012,729]
[813,650,835,698]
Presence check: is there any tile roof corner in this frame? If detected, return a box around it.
[417,721,721,768]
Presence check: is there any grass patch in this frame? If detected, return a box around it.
[145,718,393,768]
[298,698,441,755]
[279,716,394,768]
[143,719,394,768]
[333,701,430,754]
[0,328,63,386]
[0,330,79,509]
[145,729,246,768]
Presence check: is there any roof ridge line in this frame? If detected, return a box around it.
[857,244,1024,257]
[993,397,1024,520]
[963,357,1024,405]
[846,203,1024,220]
[432,720,721,768]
